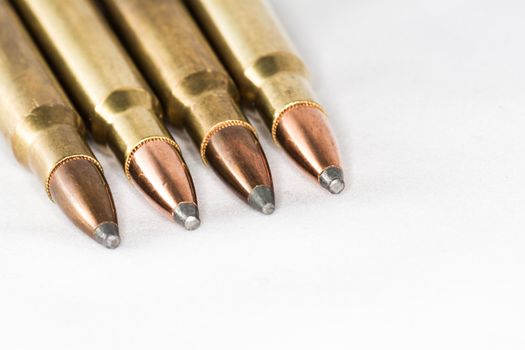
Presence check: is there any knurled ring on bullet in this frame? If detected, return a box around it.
[46,155,103,201]
[271,100,327,146]
[200,120,257,166]
[124,136,181,180]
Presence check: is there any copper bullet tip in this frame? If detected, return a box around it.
[173,202,201,231]
[206,125,274,213]
[128,139,198,228]
[93,222,121,249]
[49,158,119,248]
[248,185,275,215]
[276,105,345,194]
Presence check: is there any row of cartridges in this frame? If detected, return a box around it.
[0,0,344,248]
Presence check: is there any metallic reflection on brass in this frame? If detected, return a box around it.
[187,0,345,192]
[276,106,342,180]
[102,0,274,210]
[128,140,197,220]
[0,1,120,247]
[206,125,273,200]
[49,158,118,239]
[0,1,94,187]
[13,0,199,219]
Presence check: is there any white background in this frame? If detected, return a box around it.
[1,0,524,348]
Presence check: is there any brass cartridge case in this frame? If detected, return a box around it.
[102,0,254,163]
[12,0,175,175]
[101,0,274,211]
[0,0,119,246]
[186,0,318,142]
[0,0,97,194]
[14,0,201,223]
[187,0,345,194]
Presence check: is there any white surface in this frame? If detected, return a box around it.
[1,0,524,349]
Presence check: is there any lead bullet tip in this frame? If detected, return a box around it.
[93,222,121,249]
[248,185,275,215]
[319,166,345,194]
[173,203,201,231]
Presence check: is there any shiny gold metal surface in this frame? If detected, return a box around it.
[0,0,119,246]
[186,0,316,131]
[12,0,170,169]
[187,0,345,192]
[102,0,274,210]
[101,0,252,159]
[13,0,199,222]
[0,0,91,188]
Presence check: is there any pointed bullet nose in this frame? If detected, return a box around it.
[128,140,198,222]
[93,222,120,249]
[206,125,274,213]
[319,166,345,194]
[248,185,275,215]
[49,158,119,247]
[276,106,344,194]
[173,202,201,231]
